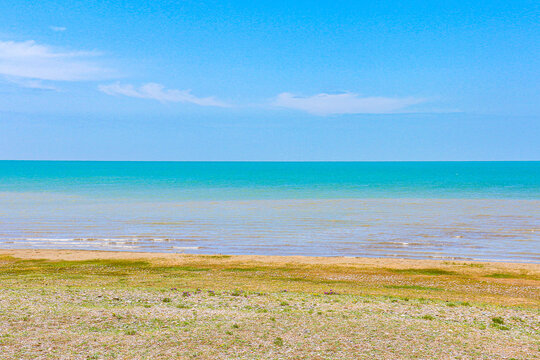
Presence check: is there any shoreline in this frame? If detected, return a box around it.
[2,248,540,269]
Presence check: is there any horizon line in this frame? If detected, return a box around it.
[1,160,539,163]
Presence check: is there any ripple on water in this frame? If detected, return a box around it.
[0,198,538,262]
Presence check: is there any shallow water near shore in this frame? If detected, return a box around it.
[0,161,539,262]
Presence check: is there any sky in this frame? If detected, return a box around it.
[0,0,538,160]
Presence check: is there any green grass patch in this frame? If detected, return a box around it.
[490,317,510,330]
[223,266,291,272]
[150,266,210,272]
[443,261,484,268]
[491,323,510,331]
[485,273,535,280]
[389,268,456,276]
[0,258,153,277]
[383,285,443,291]
[224,267,266,272]
[49,259,150,268]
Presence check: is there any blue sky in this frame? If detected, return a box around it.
[0,0,538,160]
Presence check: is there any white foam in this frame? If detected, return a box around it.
[172,246,200,250]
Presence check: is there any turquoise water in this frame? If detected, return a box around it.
[1,161,539,199]
[0,161,538,262]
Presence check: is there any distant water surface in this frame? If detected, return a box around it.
[0,161,538,262]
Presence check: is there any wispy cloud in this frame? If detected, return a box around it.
[274,92,426,115]
[50,26,67,32]
[0,40,112,82]
[99,82,230,107]
[3,77,58,91]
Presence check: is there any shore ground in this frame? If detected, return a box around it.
[0,249,538,359]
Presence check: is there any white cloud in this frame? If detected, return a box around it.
[99,82,229,107]
[4,77,57,91]
[0,40,112,81]
[50,26,67,32]
[274,92,426,115]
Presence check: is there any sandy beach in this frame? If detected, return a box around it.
[1,249,538,359]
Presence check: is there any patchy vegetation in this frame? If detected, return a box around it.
[0,251,538,359]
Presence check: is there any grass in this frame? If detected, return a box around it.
[490,318,511,331]
[485,272,538,280]
[383,285,443,291]
[2,253,536,306]
[389,268,456,276]
[0,251,538,359]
